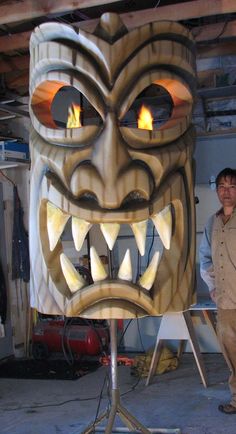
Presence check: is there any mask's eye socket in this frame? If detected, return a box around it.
[119,78,193,148]
[120,84,173,130]
[51,86,102,129]
[31,81,102,129]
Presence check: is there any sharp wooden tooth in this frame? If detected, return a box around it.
[130,220,147,256]
[139,251,160,290]
[90,246,108,282]
[60,253,85,292]
[118,249,132,281]
[47,202,70,251]
[72,217,92,251]
[100,223,120,250]
[151,205,172,250]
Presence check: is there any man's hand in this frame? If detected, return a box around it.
[210,288,217,303]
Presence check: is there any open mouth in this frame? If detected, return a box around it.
[36,169,188,318]
[45,200,172,292]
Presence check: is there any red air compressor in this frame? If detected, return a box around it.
[32,317,110,360]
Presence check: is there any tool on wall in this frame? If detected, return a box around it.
[11,184,30,283]
[0,169,31,354]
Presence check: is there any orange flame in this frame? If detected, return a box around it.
[137,105,153,130]
[67,103,82,128]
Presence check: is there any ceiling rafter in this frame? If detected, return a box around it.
[1,18,236,55]
[0,4,236,53]
[0,0,235,29]
[0,31,30,53]
[0,0,121,26]
[193,19,236,43]
[0,55,29,74]
[76,0,236,32]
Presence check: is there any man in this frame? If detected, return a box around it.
[199,167,236,415]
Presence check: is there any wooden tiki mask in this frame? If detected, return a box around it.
[29,13,196,318]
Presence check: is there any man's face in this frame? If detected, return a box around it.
[217,176,236,208]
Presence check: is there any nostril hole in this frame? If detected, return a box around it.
[121,191,148,208]
[73,191,99,205]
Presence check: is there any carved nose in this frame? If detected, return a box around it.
[70,114,151,209]
[91,113,131,184]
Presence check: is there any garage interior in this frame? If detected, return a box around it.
[0,1,236,433]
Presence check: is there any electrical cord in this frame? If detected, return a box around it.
[2,395,102,411]
[3,318,147,413]
[117,318,132,348]
[5,255,151,414]
[92,370,110,428]
[61,316,74,366]
[147,224,156,267]
[2,379,143,413]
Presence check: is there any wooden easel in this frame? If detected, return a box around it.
[146,310,208,388]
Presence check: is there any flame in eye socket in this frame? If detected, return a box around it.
[67,103,82,128]
[137,105,153,131]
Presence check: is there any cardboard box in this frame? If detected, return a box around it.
[0,140,29,162]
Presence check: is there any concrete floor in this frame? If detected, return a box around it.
[0,353,235,434]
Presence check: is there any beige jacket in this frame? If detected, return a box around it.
[200,208,236,308]
[212,208,236,308]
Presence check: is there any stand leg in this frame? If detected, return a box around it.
[145,340,163,386]
[80,319,180,434]
[202,310,217,335]
[183,311,208,388]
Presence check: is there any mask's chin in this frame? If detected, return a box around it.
[38,171,188,319]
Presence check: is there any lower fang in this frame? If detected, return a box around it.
[118,249,132,281]
[60,253,85,292]
[90,246,108,282]
[139,251,160,290]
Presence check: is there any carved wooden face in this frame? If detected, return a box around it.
[29,13,196,318]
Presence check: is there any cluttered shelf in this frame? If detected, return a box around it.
[0,139,30,169]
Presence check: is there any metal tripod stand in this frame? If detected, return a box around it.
[81,319,181,434]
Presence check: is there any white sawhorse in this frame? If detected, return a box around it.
[145,310,208,388]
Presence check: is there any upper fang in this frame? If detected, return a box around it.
[151,205,172,250]
[130,220,147,256]
[47,202,70,251]
[72,216,91,251]
[100,223,120,250]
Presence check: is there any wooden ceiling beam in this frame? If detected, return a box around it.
[0,55,29,74]
[2,19,236,55]
[5,71,29,91]
[76,0,236,32]
[0,1,236,54]
[197,41,236,58]
[1,0,236,29]
[0,31,31,53]
[0,0,121,25]
[193,20,236,43]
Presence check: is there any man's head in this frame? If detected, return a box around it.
[216,168,236,209]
